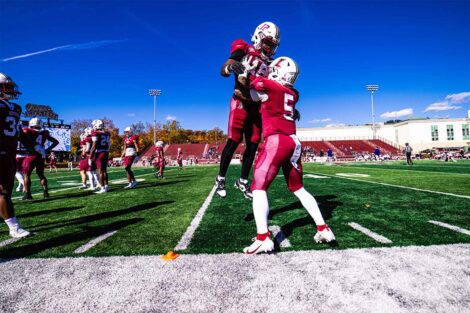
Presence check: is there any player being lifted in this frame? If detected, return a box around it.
[215,22,280,200]
[22,117,59,200]
[153,141,165,178]
[242,58,335,254]
[90,119,111,193]
[121,126,139,189]
[0,73,44,237]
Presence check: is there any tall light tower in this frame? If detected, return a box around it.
[366,84,379,139]
[148,89,162,145]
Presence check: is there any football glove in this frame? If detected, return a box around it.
[34,144,46,159]
[293,109,301,121]
[228,62,245,75]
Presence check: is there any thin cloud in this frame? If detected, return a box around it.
[380,108,413,119]
[2,39,128,62]
[325,123,345,128]
[127,113,136,117]
[308,118,332,123]
[166,115,176,121]
[445,92,470,104]
[424,92,469,112]
[425,101,462,112]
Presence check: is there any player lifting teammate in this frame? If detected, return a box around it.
[242,58,335,254]
[0,73,45,237]
[215,22,280,200]
[121,126,139,189]
[22,117,59,200]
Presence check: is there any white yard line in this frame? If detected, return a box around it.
[269,225,292,248]
[174,185,217,251]
[74,230,118,254]
[13,172,156,200]
[348,222,392,244]
[307,172,470,199]
[429,220,470,236]
[0,237,21,248]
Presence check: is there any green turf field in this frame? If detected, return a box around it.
[1,160,469,258]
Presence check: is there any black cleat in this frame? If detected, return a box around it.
[215,176,226,198]
[43,191,50,199]
[234,179,253,200]
[21,193,33,201]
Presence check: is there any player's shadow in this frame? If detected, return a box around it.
[243,195,342,222]
[29,200,174,232]
[0,218,143,259]
[17,206,84,218]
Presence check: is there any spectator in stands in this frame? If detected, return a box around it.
[374,146,380,161]
[404,143,413,165]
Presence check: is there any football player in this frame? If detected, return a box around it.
[49,151,57,173]
[215,22,280,200]
[22,117,59,200]
[78,127,98,190]
[177,147,183,170]
[0,73,43,237]
[90,120,110,193]
[15,140,27,192]
[153,141,165,178]
[242,57,335,254]
[121,126,139,189]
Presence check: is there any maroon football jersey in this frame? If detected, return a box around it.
[177,151,182,161]
[91,130,110,152]
[124,135,138,149]
[250,77,299,138]
[0,99,23,153]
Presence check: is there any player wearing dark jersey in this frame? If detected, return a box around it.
[22,117,59,200]
[215,22,280,200]
[90,119,111,193]
[121,126,139,189]
[0,73,43,238]
[242,58,335,254]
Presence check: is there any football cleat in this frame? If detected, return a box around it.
[43,191,50,199]
[124,183,132,189]
[215,176,226,198]
[243,237,274,255]
[130,181,138,188]
[78,184,87,190]
[94,187,108,194]
[9,226,30,238]
[234,179,253,200]
[21,193,33,201]
[314,226,336,243]
[16,185,23,192]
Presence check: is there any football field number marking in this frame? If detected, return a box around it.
[175,185,217,251]
[74,230,118,254]
[429,221,470,236]
[348,222,392,244]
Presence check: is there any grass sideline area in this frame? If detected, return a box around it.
[0,160,469,258]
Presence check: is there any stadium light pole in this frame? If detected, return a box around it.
[366,85,379,139]
[148,89,162,145]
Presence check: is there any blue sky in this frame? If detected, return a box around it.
[1,0,469,131]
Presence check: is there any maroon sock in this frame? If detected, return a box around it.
[257,232,270,241]
[317,224,327,231]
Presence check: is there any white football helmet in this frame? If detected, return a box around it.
[29,117,42,129]
[0,73,21,100]
[92,119,104,130]
[268,57,299,86]
[85,127,92,136]
[124,126,132,135]
[155,141,164,147]
[251,22,280,58]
